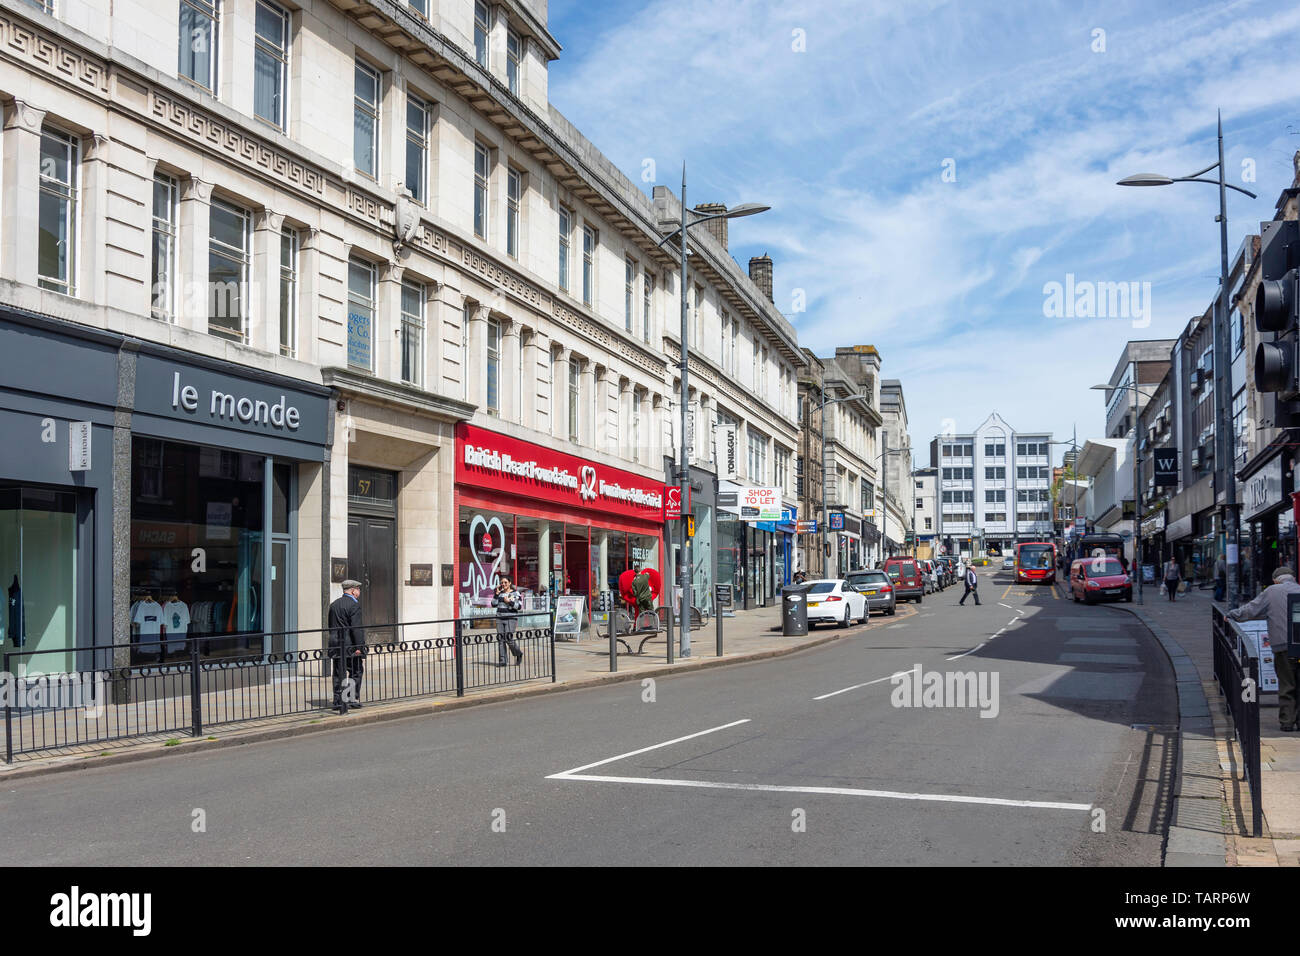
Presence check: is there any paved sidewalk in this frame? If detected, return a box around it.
[1087,581,1299,866]
[0,599,916,780]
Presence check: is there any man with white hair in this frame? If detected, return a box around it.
[1228,565,1300,732]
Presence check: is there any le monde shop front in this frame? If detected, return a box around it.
[454,424,666,629]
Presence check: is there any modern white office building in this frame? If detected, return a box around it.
[933,412,1053,556]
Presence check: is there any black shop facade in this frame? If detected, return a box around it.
[0,307,331,673]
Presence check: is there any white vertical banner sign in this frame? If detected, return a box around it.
[686,406,697,462]
[68,421,92,471]
[716,424,739,480]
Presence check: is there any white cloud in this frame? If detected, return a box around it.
[548,0,1300,454]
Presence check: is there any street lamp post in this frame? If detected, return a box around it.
[657,167,768,656]
[1092,382,1158,604]
[1118,111,1258,606]
[1047,428,1080,558]
[876,444,907,562]
[819,387,868,576]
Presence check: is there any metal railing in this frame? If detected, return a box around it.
[1211,604,1262,837]
[3,615,555,762]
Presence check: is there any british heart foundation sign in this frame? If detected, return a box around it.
[456,423,665,521]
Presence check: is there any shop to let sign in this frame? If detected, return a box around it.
[738,487,781,522]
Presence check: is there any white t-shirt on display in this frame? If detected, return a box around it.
[162,599,190,653]
[132,599,163,637]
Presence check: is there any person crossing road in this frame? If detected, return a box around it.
[958,563,981,606]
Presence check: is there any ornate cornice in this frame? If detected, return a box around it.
[0,11,108,95]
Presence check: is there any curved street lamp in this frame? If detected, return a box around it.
[1116,111,1258,606]
[658,168,770,658]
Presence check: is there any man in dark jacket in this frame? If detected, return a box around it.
[328,580,366,713]
[958,563,981,606]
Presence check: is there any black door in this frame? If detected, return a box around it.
[347,514,396,640]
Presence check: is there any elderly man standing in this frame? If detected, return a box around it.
[1228,566,1300,733]
[328,579,366,714]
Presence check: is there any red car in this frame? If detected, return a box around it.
[882,557,925,603]
[1069,557,1132,604]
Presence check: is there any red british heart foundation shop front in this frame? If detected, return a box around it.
[454,424,666,621]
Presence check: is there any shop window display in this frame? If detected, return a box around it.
[130,438,264,663]
[0,487,78,675]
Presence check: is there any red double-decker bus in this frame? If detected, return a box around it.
[1016,541,1057,584]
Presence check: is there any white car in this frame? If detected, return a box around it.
[1001,555,1015,570]
[804,579,869,627]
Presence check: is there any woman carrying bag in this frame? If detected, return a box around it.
[1163,557,1181,602]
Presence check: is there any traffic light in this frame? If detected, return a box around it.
[1254,220,1300,420]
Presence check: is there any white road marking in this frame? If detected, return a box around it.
[998,603,1014,609]
[552,773,1092,812]
[947,642,986,661]
[812,666,917,701]
[547,719,751,778]
[1015,608,1025,616]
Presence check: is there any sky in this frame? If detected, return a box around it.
[540,0,1300,469]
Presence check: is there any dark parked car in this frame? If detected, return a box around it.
[935,557,957,588]
[845,569,897,616]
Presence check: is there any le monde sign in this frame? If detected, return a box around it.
[132,354,327,447]
[169,371,302,430]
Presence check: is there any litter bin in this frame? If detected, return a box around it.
[782,584,810,636]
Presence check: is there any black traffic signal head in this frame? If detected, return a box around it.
[1256,273,1297,332]
[1255,337,1294,392]
[1253,220,1300,396]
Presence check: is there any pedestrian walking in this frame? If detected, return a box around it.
[1163,557,1181,602]
[493,575,524,667]
[958,563,981,606]
[327,579,366,713]
[1228,566,1300,732]
[1214,552,1227,602]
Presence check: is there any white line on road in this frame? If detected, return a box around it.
[1015,608,1025,616]
[552,773,1092,812]
[999,603,1014,609]
[946,642,987,661]
[812,666,917,701]
[547,719,751,778]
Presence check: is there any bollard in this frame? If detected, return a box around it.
[454,618,466,698]
[666,603,674,664]
[716,601,723,657]
[189,635,203,736]
[3,650,10,764]
[608,607,617,673]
